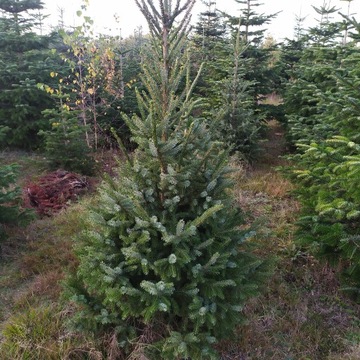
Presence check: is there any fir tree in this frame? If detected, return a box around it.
[0,0,57,149]
[308,1,342,46]
[193,0,226,61]
[191,1,263,160]
[277,14,308,94]
[218,16,261,159]
[285,45,360,294]
[225,0,280,99]
[282,5,360,295]
[282,3,348,148]
[191,1,229,112]
[38,82,96,176]
[0,127,33,248]
[66,0,266,358]
[0,163,22,244]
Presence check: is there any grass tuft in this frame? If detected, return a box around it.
[0,304,105,360]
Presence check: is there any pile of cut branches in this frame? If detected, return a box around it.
[25,170,89,216]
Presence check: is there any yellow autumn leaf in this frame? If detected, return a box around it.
[44,85,54,94]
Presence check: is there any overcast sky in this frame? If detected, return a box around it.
[42,0,360,40]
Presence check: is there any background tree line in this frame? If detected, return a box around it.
[0,0,282,162]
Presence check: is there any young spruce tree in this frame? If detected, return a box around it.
[67,1,266,358]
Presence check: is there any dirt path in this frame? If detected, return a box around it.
[258,119,289,167]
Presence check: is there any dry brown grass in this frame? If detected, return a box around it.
[12,270,64,308]
[231,256,360,360]
[0,195,106,359]
[329,345,360,360]
[224,121,360,359]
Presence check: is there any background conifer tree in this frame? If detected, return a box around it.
[308,1,342,46]
[282,8,360,295]
[191,1,264,161]
[0,0,58,149]
[0,127,33,249]
[67,0,266,358]
[225,0,280,103]
[191,1,229,114]
[218,16,261,159]
[38,83,96,175]
[193,0,226,62]
[277,14,308,100]
[281,2,349,148]
[197,0,282,160]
